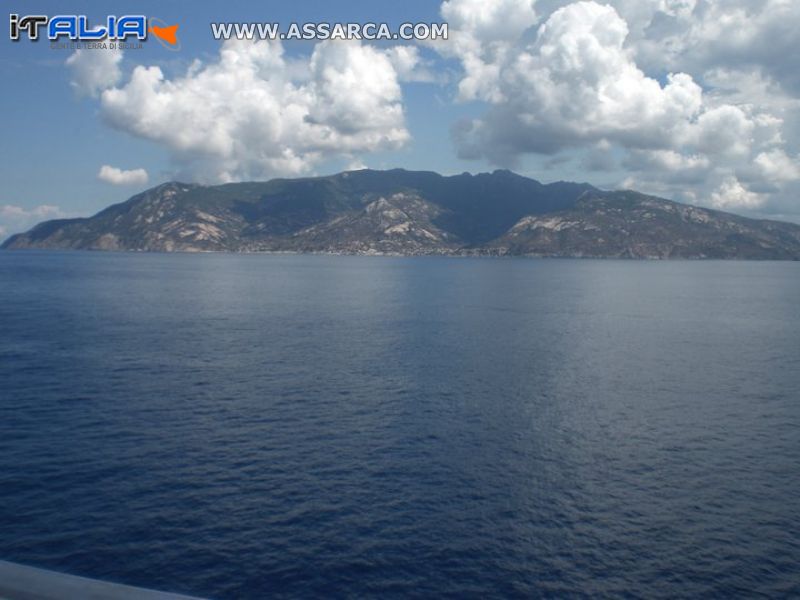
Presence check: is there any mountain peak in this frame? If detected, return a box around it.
[3,169,800,259]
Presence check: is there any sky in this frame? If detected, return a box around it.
[2,0,799,240]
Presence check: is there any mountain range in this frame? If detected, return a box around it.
[3,169,800,259]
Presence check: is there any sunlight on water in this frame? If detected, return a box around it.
[1,251,799,598]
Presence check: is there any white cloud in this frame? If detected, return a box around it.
[58,0,800,220]
[639,150,709,172]
[753,149,800,183]
[439,0,539,101]
[441,0,799,217]
[624,149,710,184]
[0,204,66,240]
[386,46,436,82]
[1,205,64,220]
[346,158,368,171]
[97,39,411,183]
[66,49,122,97]
[97,165,150,186]
[710,176,766,210]
[629,0,800,95]
[442,0,538,40]
[449,2,705,160]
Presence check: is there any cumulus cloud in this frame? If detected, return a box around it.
[346,158,368,171]
[97,165,149,186]
[440,0,799,218]
[449,2,707,160]
[386,46,435,82]
[624,149,710,184]
[97,39,412,182]
[66,49,122,97]
[439,0,539,101]
[626,0,800,95]
[710,176,766,210]
[0,204,66,240]
[60,1,800,220]
[753,149,800,183]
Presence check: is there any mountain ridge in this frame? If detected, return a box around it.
[3,169,800,259]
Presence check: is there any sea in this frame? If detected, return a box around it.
[1,250,798,598]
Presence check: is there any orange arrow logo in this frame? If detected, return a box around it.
[149,20,180,49]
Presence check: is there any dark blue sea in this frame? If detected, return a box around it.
[1,251,799,598]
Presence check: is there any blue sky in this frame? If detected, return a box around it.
[2,0,799,239]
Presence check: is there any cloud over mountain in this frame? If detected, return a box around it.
[440,0,800,216]
[92,40,414,183]
[97,165,149,186]
[62,1,800,220]
[66,48,122,97]
[0,204,66,241]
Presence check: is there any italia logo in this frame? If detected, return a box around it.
[9,14,180,49]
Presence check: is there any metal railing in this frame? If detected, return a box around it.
[0,560,207,600]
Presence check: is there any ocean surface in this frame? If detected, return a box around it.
[0,250,798,598]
